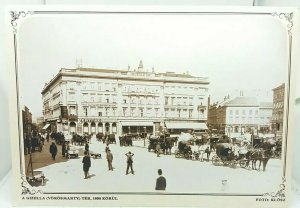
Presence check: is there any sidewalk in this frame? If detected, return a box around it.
[24,139,69,175]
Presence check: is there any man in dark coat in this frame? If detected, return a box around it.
[85,142,89,154]
[49,142,57,160]
[82,151,91,179]
[106,149,113,171]
[125,151,134,175]
[155,169,166,190]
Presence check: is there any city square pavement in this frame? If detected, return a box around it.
[28,136,282,194]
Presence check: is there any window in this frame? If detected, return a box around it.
[98,83,102,90]
[91,82,95,89]
[255,110,258,115]
[171,97,175,105]
[242,109,246,115]
[230,110,233,115]
[98,111,102,116]
[123,108,127,116]
[91,107,96,116]
[112,95,116,103]
[82,93,88,102]
[130,108,135,117]
[189,97,193,105]
[165,96,169,105]
[123,99,127,104]
[112,108,116,116]
[83,107,88,116]
[70,106,76,115]
[140,108,144,117]
[98,94,102,102]
[105,108,109,116]
[91,96,94,102]
[69,92,75,101]
[249,110,252,115]
[189,109,193,118]
[235,110,239,115]
[155,108,159,117]
[177,109,181,117]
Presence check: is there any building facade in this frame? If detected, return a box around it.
[22,106,33,138]
[42,61,209,135]
[271,83,285,137]
[207,96,272,136]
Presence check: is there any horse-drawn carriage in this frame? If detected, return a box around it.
[175,141,192,159]
[72,133,86,146]
[119,134,133,146]
[67,146,79,159]
[31,136,43,152]
[107,134,116,144]
[211,143,248,168]
[51,132,65,145]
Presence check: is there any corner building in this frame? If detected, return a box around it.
[41,62,209,135]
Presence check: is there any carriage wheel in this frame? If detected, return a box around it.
[239,160,247,168]
[175,150,180,158]
[212,155,220,166]
[184,153,190,160]
[223,160,230,166]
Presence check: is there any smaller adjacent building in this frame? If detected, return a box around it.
[22,106,32,138]
[207,96,272,136]
[271,83,285,137]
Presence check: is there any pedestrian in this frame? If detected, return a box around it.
[105,144,110,153]
[125,151,134,175]
[46,132,49,143]
[156,143,161,157]
[66,141,71,158]
[49,142,57,160]
[82,151,91,179]
[155,169,166,190]
[106,149,113,171]
[62,141,66,157]
[85,141,89,154]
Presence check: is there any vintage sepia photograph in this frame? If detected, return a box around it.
[7,6,298,207]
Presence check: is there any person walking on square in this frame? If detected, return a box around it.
[85,141,89,154]
[49,142,57,160]
[125,151,134,175]
[155,169,166,190]
[62,141,66,157]
[105,144,110,153]
[106,149,113,171]
[156,143,161,157]
[82,151,91,179]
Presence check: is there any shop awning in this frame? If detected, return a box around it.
[42,124,50,130]
[165,122,208,130]
[121,121,153,126]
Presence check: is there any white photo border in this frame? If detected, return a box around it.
[7,6,298,207]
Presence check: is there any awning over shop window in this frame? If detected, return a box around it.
[42,124,50,130]
[121,121,153,126]
[165,122,208,130]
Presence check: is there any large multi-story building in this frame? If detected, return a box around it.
[41,61,209,135]
[271,83,285,136]
[207,96,272,136]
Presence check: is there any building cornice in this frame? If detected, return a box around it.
[42,68,209,94]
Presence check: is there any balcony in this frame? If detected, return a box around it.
[69,114,78,121]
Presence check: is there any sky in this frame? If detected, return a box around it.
[17,13,288,118]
